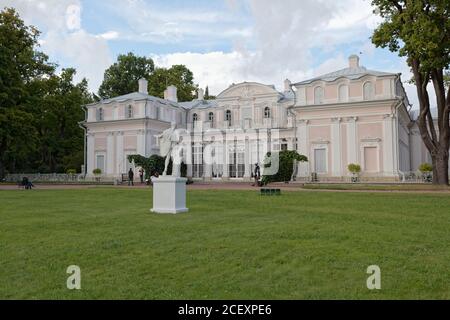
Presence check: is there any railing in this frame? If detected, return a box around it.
[296,171,434,184]
[4,173,115,184]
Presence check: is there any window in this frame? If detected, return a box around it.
[314,148,327,173]
[225,110,232,125]
[363,82,374,101]
[96,154,105,173]
[264,107,271,119]
[192,144,203,178]
[126,105,133,119]
[208,112,214,125]
[339,85,349,102]
[193,113,198,122]
[314,87,324,104]
[97,108,104,121]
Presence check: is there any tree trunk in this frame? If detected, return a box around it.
[432,149,449,185]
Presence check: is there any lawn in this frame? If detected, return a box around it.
[1,188,450,299]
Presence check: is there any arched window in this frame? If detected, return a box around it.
[363,82,374,101]
[126,105,133,119]
[264,107,271,119]
[225,110,232,124]
[97,107,104,121]
[338,85,349,102]
[193,113,198,122]
[314,87,324,105]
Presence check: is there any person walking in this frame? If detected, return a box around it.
[139,168,144,184]
[253,163,261,187]
[128,168,134,186]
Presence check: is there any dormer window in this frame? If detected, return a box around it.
[264,107,271,119]
[363,82,374,101]
[314,87,324,105]
[126,105,134,119]
[97,107,104,121]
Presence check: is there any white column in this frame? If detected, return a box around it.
[331,118,342,176]
[137,130,145,156]
[244,138,251,178]
[222,139,229,179]
[347,117,358,165]
[87,133,95,176]
[106,132,115,175]
[204,142,212,179]
[383,114,395,175]
[116,132,124,175]
[186,142,193,178]
[296,120,309,177]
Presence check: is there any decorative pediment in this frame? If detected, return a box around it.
[217,82,279,100]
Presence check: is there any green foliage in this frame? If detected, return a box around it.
[147,65,198,102]
[0,8,93,177]
[261,150,308,185]
[66,169,77,175]
[98,52,198,102]
[93,168,102,175]
[348,163,362,174]
[98,53,155,99]
[371,0,450,185]
[128,154,164,179]
[419,163,433,173]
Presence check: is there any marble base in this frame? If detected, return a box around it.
[151,176,189,214]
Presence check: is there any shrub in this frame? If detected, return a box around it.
[128,154,188,178]
[419,163,433,173]
[261,150,308,185]
[348,163,361,174]
[93,168,102,175]
[66,169,77,175]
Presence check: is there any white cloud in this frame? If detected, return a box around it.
[0,0,113,91]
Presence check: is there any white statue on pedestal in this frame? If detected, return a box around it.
[155,123,185,177]
[151,122,189,214]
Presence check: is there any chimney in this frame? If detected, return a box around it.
[138,78,148,94]
[349,55,360,68]
[284,79,292,92]
[166,85,178,102]
[198,88,204,100]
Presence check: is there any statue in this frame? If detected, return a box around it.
[155,123,184,177]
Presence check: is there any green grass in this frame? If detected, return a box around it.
[1,188,450,299]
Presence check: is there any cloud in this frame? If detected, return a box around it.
[0,0,113,91]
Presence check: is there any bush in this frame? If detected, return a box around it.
[128,154,188,178]
[93,168,102,175]
[419,163,433,173]
[261,150,308,185]
[348,163,361,174]
[66,169,77,175]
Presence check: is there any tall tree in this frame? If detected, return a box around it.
[148,65,198,102]
[371,0,450,185]
[98,52,155,99]
[0,8,55,177]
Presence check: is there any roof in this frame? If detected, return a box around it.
[294,66,398,86]
[179,99,218,110]
[86,92,181,108]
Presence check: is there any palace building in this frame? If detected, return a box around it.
[81,55,440,182]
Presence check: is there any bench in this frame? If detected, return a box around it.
[260,188,281,196]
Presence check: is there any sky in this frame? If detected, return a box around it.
[1,0,423,107]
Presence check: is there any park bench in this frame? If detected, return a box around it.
[260,188,281,196]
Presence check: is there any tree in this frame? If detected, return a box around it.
[98,52,155,99]
[148,65,198,102]
[261,150,308,185]
[371,0,450,185]
[0,8,55,177]
[204,86,216,100]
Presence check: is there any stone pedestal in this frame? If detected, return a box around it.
[151,176,189,214]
